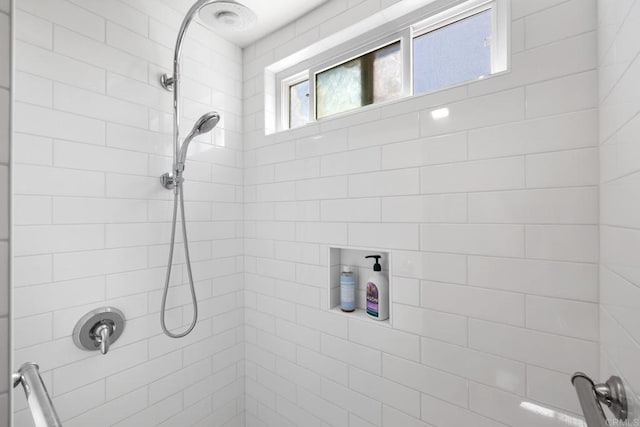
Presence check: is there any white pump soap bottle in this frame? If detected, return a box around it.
[365,255,389,321]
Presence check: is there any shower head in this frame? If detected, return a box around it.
[160,0,256,91]
[177,111,220,168]
[198,1,257,32]
[192,111,220,136]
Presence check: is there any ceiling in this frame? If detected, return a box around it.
[205,0,329,47]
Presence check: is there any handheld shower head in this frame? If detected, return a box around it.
[192,111,220,136]
[176,111,220,168]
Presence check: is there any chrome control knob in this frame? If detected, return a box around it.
[93,323,112,355]
[73,307,125,355]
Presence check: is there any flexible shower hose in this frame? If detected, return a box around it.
[160,177,198,338]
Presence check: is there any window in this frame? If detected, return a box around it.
[277,0,508,131]
[289,79,309,128]
[316,41,403,119]
[413,9,492,94]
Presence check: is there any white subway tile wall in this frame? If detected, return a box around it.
[599,0,640,422]
[12,0,244,426]
[0,0,9,423]
[242,0,598,426]
[9,0,628,426]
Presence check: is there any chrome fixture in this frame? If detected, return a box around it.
[73,307,125,355]
[571,372,628,426]
[158,0,255,338]
[13,363,62,427]
[178,112,220,165]
[160,111,220,190]
[198,1,257,32]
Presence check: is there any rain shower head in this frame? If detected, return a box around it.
[177,111,220,168]
[159,0,256,92]
[198,1,257,32]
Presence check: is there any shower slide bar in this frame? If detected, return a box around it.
[12,362,63,427]
[571,372,628,427]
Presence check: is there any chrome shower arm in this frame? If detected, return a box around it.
[172,0,211,69]
[161,0,213,162]
[164,0,212,87]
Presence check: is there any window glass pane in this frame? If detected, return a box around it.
[316,57,363,119]
[413,9,492,95]
[373,42,403,103]
[289,79,309,128]
[316,41,402,119]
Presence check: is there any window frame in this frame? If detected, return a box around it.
[276,0,508,132]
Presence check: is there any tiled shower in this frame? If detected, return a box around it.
[1,0,640,426]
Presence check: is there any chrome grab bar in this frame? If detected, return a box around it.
[12,363,63,427]
[571,372,627,427]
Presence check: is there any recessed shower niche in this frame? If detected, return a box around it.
[328,246,392,325]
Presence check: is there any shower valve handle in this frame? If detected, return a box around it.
[93,323,112,355]
[73,307,125,355]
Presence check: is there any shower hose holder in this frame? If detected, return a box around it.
[160,172,183,190]
[161,162,185,190]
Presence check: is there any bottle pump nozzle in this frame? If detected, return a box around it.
[365,255,382,271]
